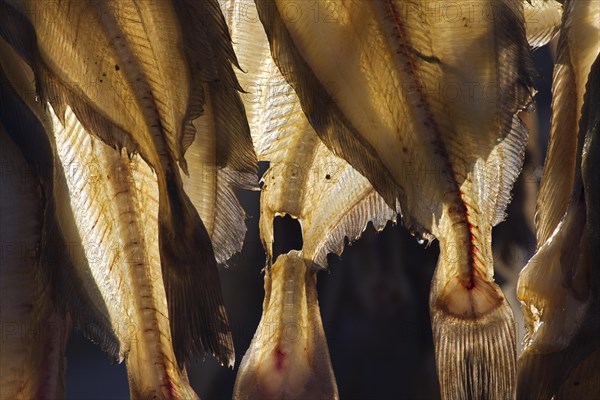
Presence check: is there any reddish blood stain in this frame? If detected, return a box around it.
[275,346,285,371]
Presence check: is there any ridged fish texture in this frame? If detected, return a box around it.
[517,1,600,394]
[51,105,200,399]
[0,0,259,367]
[2,33,201,398]
[255,1,536,398]
[222,0,396,268]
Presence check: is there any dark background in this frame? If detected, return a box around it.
[64,46,555,400]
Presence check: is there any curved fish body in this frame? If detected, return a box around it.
[517,2,600,394]
[0,0,258,366]
[51,106,199,399]
[534,0,600,247]
[223,1,398,397]
[0,124,68,400]
[233,251,337,400]
[255,1,535,398]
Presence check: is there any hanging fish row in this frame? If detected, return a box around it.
[0,0,598,399]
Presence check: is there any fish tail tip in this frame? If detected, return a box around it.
[431,278,517,400]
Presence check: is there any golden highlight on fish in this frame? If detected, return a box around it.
[0,0,258,370]
[221,2,395,397]
[255,0,536,398]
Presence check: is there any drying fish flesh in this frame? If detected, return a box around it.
[0,0,258,367]
[0,38,118,400]
[255,0,536,398]
[517,0,600,395]
[221,1,399,397]
[52,107,201,399]
[1,36,203,399]
[534,0,599,249]
[222,0,396,268]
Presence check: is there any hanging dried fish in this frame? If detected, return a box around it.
[255,1,536,398]
[534,0,599,248]
[233,251,337,400]
[51,107,201,399]
[1,36,203,399]
[0,0,258,367]
[222,0,396,267]
[517,0,600,396]
[221,1,397,398]
[518,53,600,400]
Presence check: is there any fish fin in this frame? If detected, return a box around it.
[177,0,258,265]
[45,195,122,360]
[524,0,563,48]
[209,168,256,265]
[304,169,397,269]
[185,163,255,264]
[172,0,257,176]
[159,176,235,367]
[184,84,258,264]
[254,0,399,209]
[430,273,517,400]
[0,58,120,361]
[483,114,529,226]
[0,1,143,159]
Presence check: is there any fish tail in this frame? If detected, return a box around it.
[234,251,338,400]
[126,350,199,400]
[430,266,517,400]
[156,169,234,368]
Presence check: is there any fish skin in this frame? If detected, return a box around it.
[51,106,200,400]
[517,50,600,399]
[255,0,535,398]
[0,0,258,367]
[0,124,69,400]
[183,105,258,266]
[233,251,338,400]
[524,0,563,48]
